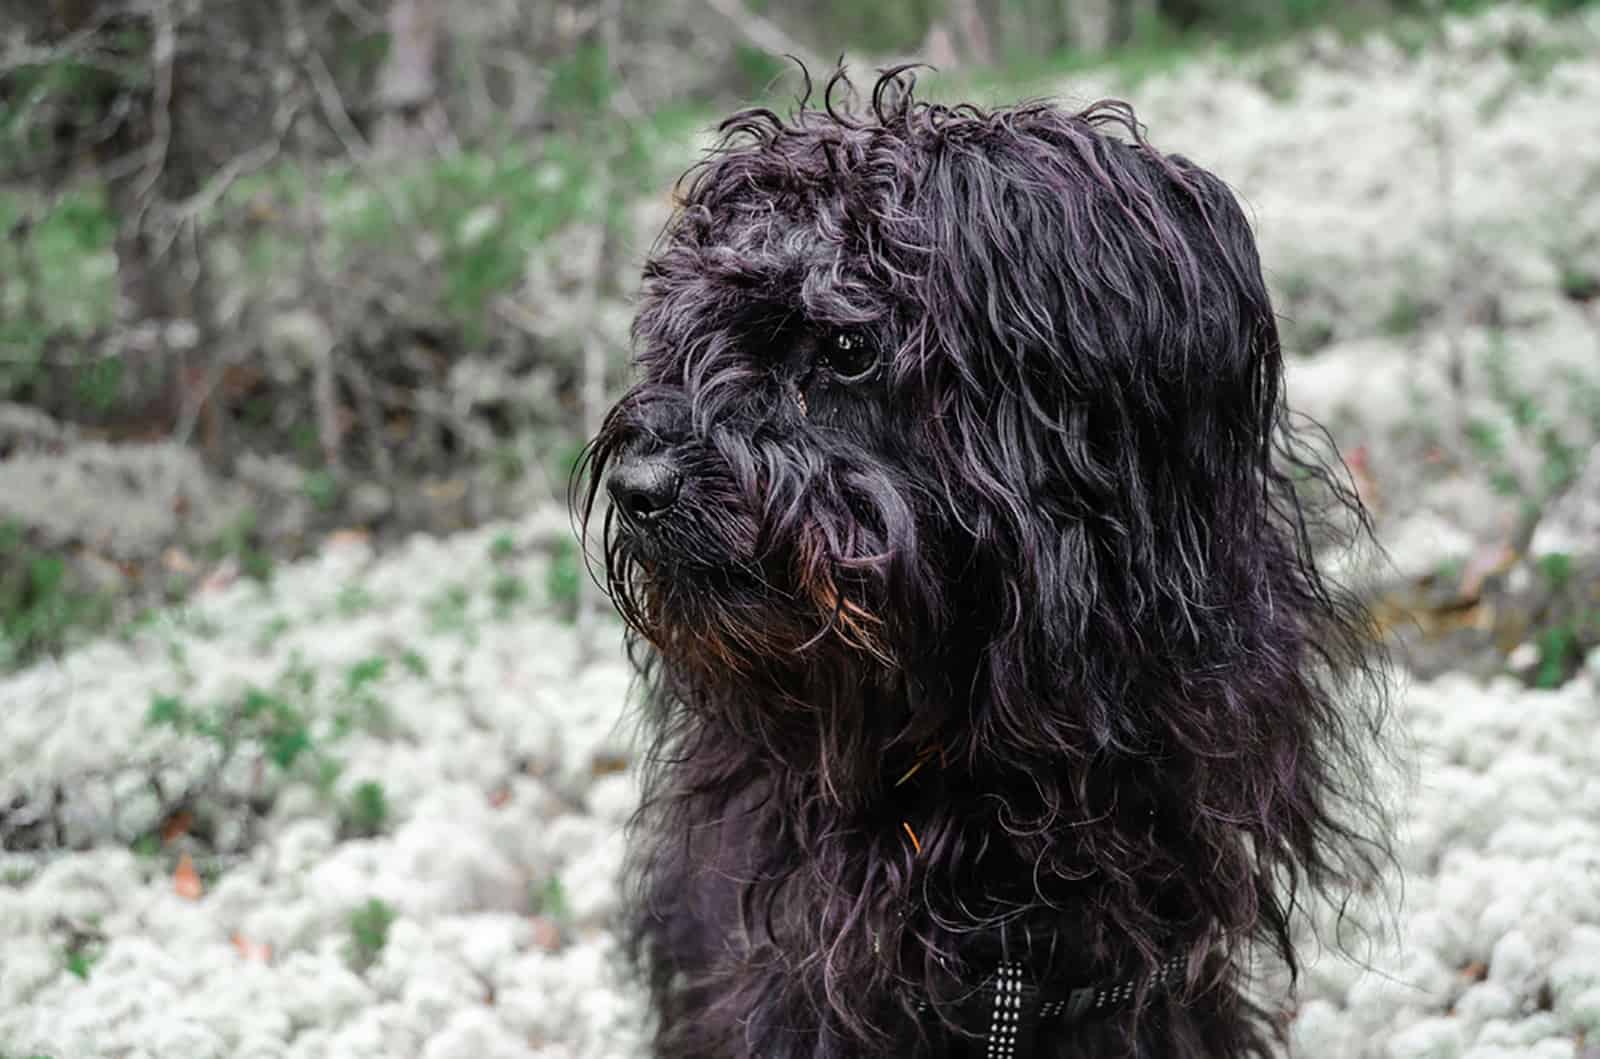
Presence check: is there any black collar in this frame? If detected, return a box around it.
[916,954,1186,1057]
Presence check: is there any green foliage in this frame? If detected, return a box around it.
[254,614,292,651]
[1381,289,1432,337]
[1,861,37,886]
[1536,551,1573,588]
[1474,337,1598,519]
[63,946,99,981]
[546,43,614,116]
[210,509,274,583]
[529,876,570,923]
[341,780,390,838]
[490,571,529,617]
[0,26,148,145]
[146,670,327,780]
[492,441,528,484]
[1159,0,1497,43]
[545,538,582,618]
[59,915,107,981]
[280,32,672,347]
[1460,333,1600,689]
[345,898,397,972]
[398,647,429,677]
[72,356,123,412]
[425,583,472,635]
[1557,264,1600,303]
[346,656,388,693]
[732,44,790,97]
[303,469,341,512]
[140,650,417,842]
[336,582,375,617]
[1533,623,1580,688]
[746,0,941,55]
[333,656,394,738]
[0,522,112,670]
[487,533,531,617]
[319,144,596,344]
[0,189,118,399]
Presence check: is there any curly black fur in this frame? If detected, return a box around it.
[578,66,1393,1059]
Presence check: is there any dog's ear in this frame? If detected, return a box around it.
[910,111,1284,740]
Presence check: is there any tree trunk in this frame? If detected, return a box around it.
[375,0,445,157]
[950,0,993,65]
[1066,0,1115,53]
[1113,0,1161,45]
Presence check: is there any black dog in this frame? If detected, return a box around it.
[581,67,1392,1059]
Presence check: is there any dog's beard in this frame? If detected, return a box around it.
[599,470,898,687]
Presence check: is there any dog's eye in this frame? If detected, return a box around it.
[823,332,876,382]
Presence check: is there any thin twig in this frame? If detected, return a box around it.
[302,47,412,222]
[0,15,133,77]
[134,0,177,202]
[148,93,304,262]
[278,0,412,224]
[328,0,387,33]
[1428,70,1467,430]
[338,361,395,480]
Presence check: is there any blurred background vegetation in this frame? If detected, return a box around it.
[1,0,1597,671]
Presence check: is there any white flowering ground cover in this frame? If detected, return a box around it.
[1,515,647,1059]
[5,6,1600,1058]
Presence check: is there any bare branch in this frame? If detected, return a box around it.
[601,1,645,126]
[301,44,414,223]
[0,14,135,78]
[337,361,395,480]
[142,92,305,267]
[375,0,439,112]
[303,45,374,162]
[328,0,387,33]
[135,0,178,201]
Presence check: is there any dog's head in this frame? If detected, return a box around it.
[583,68,1317,740]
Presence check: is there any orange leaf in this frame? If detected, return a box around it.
[590,752,630,778]
[326,528,371,551]
[528,916,563,953]
[162,547,197,575]
[199,558,240,594]
[160,810,193,845]
[174,853,203,900]
[1345,444,1381,514]
[231,932,272,963]
[1459,541,1516,600]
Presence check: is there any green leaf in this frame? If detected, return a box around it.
[146,695,188,728]
[346,656,388,693]
[265,724,312,770]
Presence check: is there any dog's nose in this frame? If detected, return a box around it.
[607,454,681,525]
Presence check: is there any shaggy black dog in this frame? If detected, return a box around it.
[580,67,1392,1059]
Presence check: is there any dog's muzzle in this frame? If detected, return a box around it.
[606,452,682,529]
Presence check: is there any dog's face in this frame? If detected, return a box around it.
[582,72,1283,718]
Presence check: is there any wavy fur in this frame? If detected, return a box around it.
[578,66,1393,1059]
